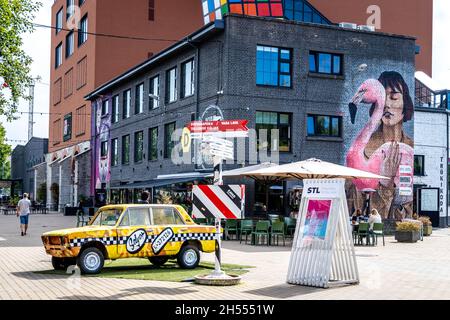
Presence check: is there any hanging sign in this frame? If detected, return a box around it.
[187,120,249,139]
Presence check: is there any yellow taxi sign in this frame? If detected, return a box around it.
[182,127,191,153]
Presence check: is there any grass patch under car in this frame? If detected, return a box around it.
[35,258,253,282]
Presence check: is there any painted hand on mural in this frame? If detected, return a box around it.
[380,142,402,187]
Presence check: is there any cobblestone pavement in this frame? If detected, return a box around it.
[1,213,450,300]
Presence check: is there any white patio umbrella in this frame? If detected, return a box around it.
[242,158,389,180]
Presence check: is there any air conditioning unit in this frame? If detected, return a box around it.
[339,22,358,30]
[357,25,376,32]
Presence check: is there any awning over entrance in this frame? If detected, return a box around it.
[110,175,210,190]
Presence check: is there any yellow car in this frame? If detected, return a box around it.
[41,204,217,274]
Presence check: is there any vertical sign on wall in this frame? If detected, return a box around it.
[287,179,359,288]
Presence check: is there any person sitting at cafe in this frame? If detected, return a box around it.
[368,209,382,231]
[351,209,364,224]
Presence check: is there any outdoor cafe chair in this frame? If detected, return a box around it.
[372,222,385,246]
[225,219,239,240]
[271,221,286,246]
[284,217,296,238]
[76,208,90,227]
[251,220,271,246]
[356,222,370,245]
[268,214,282,223]
[240,219,254,244]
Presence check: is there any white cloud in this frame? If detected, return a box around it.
[433,0,450,88]
[1,1,52,149]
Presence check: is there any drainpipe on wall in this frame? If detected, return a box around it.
[447,110,449,227]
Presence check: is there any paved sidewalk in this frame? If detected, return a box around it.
[1,214,450,300]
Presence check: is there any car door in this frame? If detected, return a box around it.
[149,206,187,256]
[116,207,154,258]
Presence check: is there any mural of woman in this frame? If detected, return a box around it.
[346,71,414,220]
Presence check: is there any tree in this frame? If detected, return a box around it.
[0,124,11,179]
[0,0,42,120]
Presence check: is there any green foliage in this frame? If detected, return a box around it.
[9,194,19,206]
[0,124,11,179]
[396,221,420,232]
[0,0,42,119]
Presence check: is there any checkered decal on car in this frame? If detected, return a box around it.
[69,233,215,247]
[69,237,117,248]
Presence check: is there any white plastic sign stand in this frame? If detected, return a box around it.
[286,179,359,288]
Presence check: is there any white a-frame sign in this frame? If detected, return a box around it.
[287,179,359,288]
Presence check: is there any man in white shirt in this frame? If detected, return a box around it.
[16,193,31,236]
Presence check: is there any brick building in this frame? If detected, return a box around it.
[47,0,203,210]
[86,15,416,219]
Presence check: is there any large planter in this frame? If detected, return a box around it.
[423,225,433,236]
[395,230,420,243]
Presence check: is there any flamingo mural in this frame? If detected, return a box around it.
[346,75,414,208]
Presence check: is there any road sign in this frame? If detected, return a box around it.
[192,185,245,219]
[191,131,248,139]
[187,120,248,134]
[203,136,233,147]
[210,148,234,160]
[182,127,191,153]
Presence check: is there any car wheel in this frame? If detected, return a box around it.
[177,245,200,269]
[52,257,68,270]
[77,247,104,274]
[149,256,169,267]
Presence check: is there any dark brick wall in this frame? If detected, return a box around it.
[91,15,415,215]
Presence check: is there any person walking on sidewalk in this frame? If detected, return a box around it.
[16,193,31,236]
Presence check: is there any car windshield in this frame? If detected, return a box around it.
[90,209,123,226]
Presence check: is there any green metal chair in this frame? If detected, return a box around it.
[271,221,286,246]
[224,219,239,240]
[240,219,254,244]
[284,217,297,238]
[251,220,271,246]
[356,222,370,245]
[372,222,385,246]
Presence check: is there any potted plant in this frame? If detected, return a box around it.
[419,216,433,236]
[395,221,421,243]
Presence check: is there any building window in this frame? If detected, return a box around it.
[53,119,61,146]
[56,8,63,34]
[134,131,144,163]
[78,14,88,46]
[123,89,131,119]
[76,56,87,88]
[63,68,73,98]
[284,0,330,24]
[256,46,291,87]
[101,140,108,158]
[66,0,75,20]
[309,51,343,75]
[111,138,118,166]
[414,155,425,176]
[55,42,63,68]
[307,115,342,137]
[65,31,74,58]
[112,95,119,123]
[122,135,130,165]
[149,127,158,161]
[256,111,291,152]
[135,83,144,114]
[164,122,176,158]
[148,0,155,21]
[181,59,195,98]
[63,113,72,142]
[149,75,160,109]
[166,67,177,103]
[75,105,86,136]
[101,99,109,116]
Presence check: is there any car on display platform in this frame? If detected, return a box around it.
[41,204,217,274]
